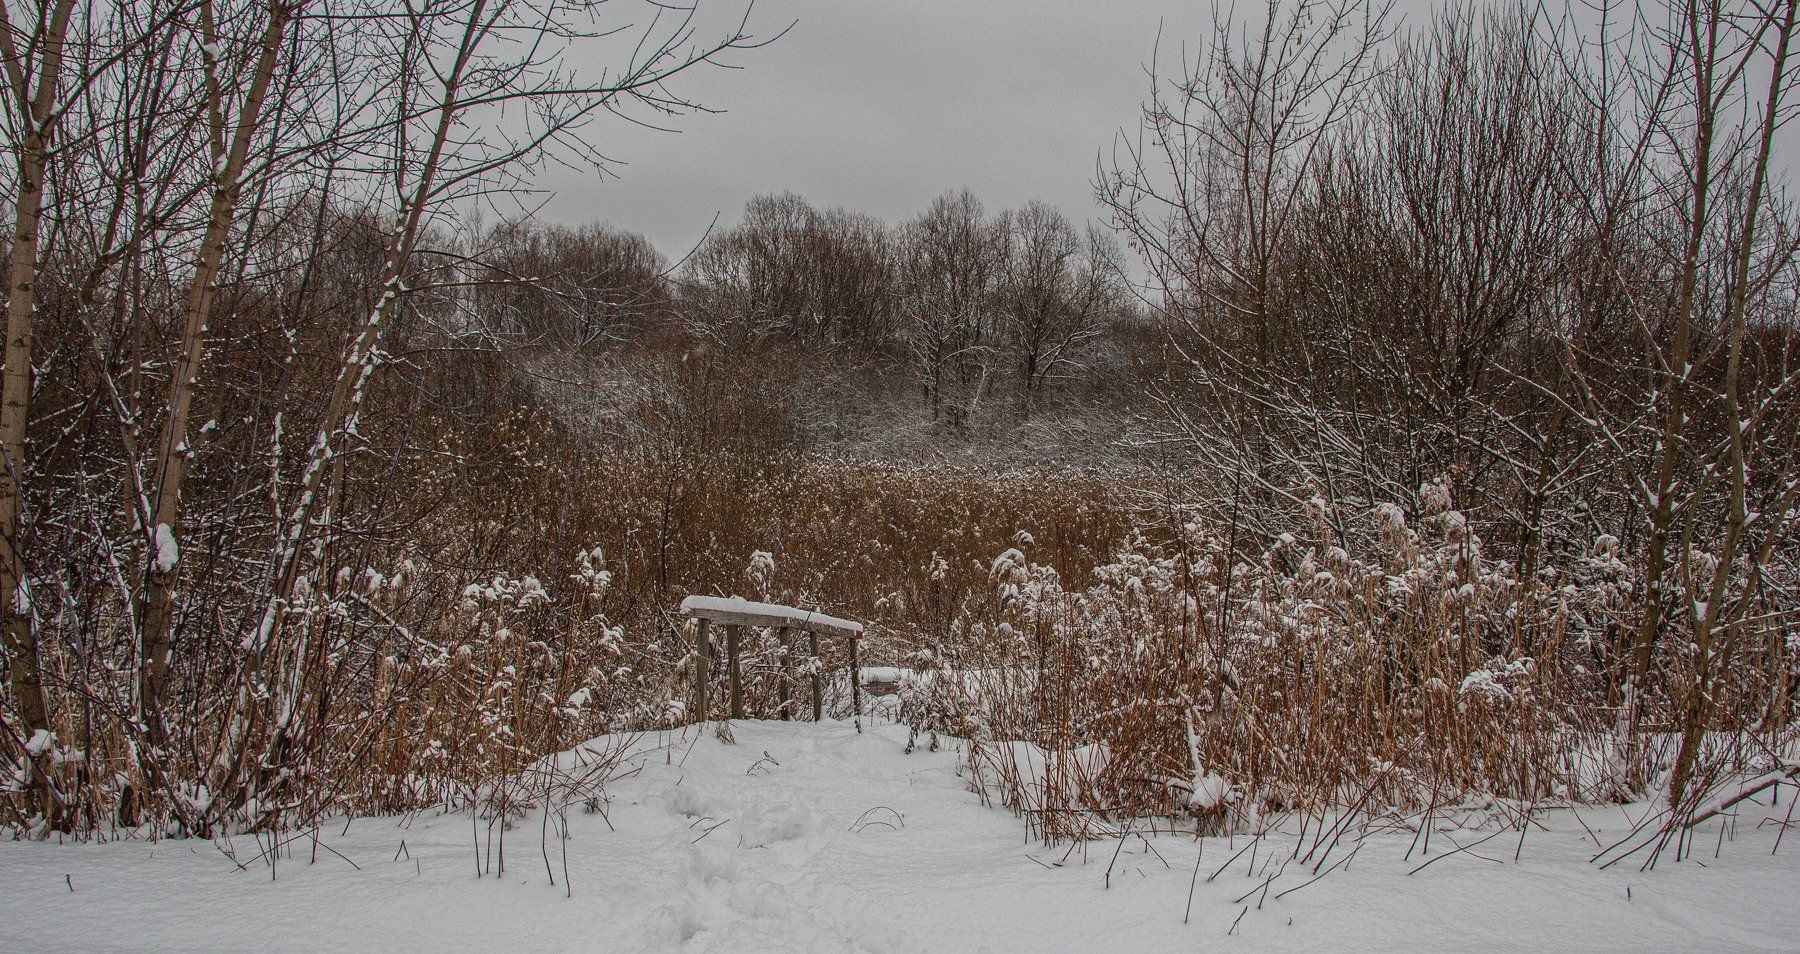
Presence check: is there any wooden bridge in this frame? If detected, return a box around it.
[680,595,863,723]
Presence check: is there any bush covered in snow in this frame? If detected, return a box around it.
[901,483,1797,842]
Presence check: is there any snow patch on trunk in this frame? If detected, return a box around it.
[153,523,179,573]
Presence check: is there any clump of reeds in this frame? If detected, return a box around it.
[907,481,1794,845]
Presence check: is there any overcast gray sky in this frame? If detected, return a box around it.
[527,0,1796,263]
[532,0,1208,258]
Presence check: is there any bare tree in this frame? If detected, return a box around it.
[1550,0,1800,809]
[995,203,1120,418]
[1101,0,1392,360]
[134,0,301,784]
[897,190,1004,425]
[686,192,894,346]
[204,0,765,823]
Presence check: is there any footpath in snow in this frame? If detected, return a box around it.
[4,718,1799,951]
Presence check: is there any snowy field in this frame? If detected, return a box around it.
[4,718,1799,952]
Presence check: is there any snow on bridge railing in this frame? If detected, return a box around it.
[678,595,863,640]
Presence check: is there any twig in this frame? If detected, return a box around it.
[1408,827,1507,876]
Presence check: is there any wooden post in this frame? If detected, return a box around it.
[777,627,793,721]
[727,624,744,720]
[810,630,822,722]
[850,634,862,727]
[694,618,711,722]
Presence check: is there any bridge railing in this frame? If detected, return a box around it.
[679,595,863,724]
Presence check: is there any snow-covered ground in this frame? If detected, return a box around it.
[4,718,1799,952]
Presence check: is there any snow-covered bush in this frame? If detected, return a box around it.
[906,483,1728,842]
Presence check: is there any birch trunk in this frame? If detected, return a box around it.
[136,0,295,744]
[0,0,77,827]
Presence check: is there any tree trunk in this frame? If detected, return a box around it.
[0,0,78,831]
[136,0,295,747]
[1,128,50,752]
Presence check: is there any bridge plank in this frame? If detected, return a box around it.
[679,595,863,640]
